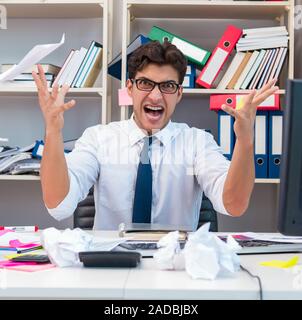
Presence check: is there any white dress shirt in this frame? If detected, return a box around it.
[47,117,231,230]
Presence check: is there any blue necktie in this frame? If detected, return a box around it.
[132,136,153,223]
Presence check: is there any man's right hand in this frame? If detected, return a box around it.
[32,64,76,134]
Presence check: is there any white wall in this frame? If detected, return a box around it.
[0,0,301,231]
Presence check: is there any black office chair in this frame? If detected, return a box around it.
[74,189,218,231]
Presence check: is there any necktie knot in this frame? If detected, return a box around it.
[140,136,153,164]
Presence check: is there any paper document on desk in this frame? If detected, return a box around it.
[240,232,302,244]
[0,34,65,82]
[0,231,40,247]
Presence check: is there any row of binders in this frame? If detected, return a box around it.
[217,110,283,179]
[108,25,288,90]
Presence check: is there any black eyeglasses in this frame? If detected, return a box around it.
[131,78,181,94]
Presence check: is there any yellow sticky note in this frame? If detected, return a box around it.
[260,256,299,268]
[236,97,245,110]
[5,252,41,260]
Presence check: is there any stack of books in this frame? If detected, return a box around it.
[53,41,103,88]
[0,143,40,175]
[0,64,60,87]
[217,26,288,90]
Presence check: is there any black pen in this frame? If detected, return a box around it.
[17,245,43,254]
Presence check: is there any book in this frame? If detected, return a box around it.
[195,25,242,88]
[57,49,81,86]
[148,26,210,68]
[227,52,252,89]
[52,49,75,87]
[242,26,288,36]
[216,52,246,89]
[236,38,288,51]
[72,41,102,88]
[108,34,149,80]
[0,80,52,87]
[249,49,271,89]
[1,64,61,76]
[271,47,288,82]
[234,50,259,89]
[265,48,283,82]
[257,48,278,89]
[12,73,53,81]
[240,49,266,89]
[81,46,103,88]
[65,47,88,86]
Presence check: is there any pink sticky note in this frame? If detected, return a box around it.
[7,263,56,272]
[118,88,133,106]
[9,240,40,249]
[0,260,37,267]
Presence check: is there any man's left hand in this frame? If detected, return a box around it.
[221,78,279,145]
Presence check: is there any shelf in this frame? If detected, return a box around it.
[0,175,40,181]
[0,87,285,97]
[255,179,280,184]
[0,1,105,18]
[0,175,280,183]
[0,87,103,97]
[183,89,286,95]
[127,1,290,19]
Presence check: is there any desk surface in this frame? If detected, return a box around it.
[0,231,302,300]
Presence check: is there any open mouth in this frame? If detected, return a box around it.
[143,105,164,120]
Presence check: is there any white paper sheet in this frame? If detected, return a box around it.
[0,34,65,82]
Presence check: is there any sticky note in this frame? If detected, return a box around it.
[118,88,133,106]
[260,256,299,268]
[236,96,245,110]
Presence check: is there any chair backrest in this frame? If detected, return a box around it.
[73,189,95,230]
[73,190,218,231]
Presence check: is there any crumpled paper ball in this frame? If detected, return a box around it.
[153,223,241,280]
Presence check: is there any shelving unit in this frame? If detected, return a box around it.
[0,0,112,124]
[119,0,294,185]
[0,175,40,181]
[0,0,113,181]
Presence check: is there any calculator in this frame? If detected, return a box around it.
[10,254,50,263]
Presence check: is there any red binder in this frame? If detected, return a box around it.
[209,94,280,111]
[196,25,243,89]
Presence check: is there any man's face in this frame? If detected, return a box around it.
[127,63,183,134]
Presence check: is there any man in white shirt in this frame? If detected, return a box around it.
[33,40,278,230]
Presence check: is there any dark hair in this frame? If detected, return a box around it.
[128,40,187,84]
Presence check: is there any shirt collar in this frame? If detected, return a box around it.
[127,113,176,147]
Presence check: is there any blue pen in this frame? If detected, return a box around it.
[0,247,17,251]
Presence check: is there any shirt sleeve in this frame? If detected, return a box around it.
[47,126,101,221]
[194,130,231,216]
